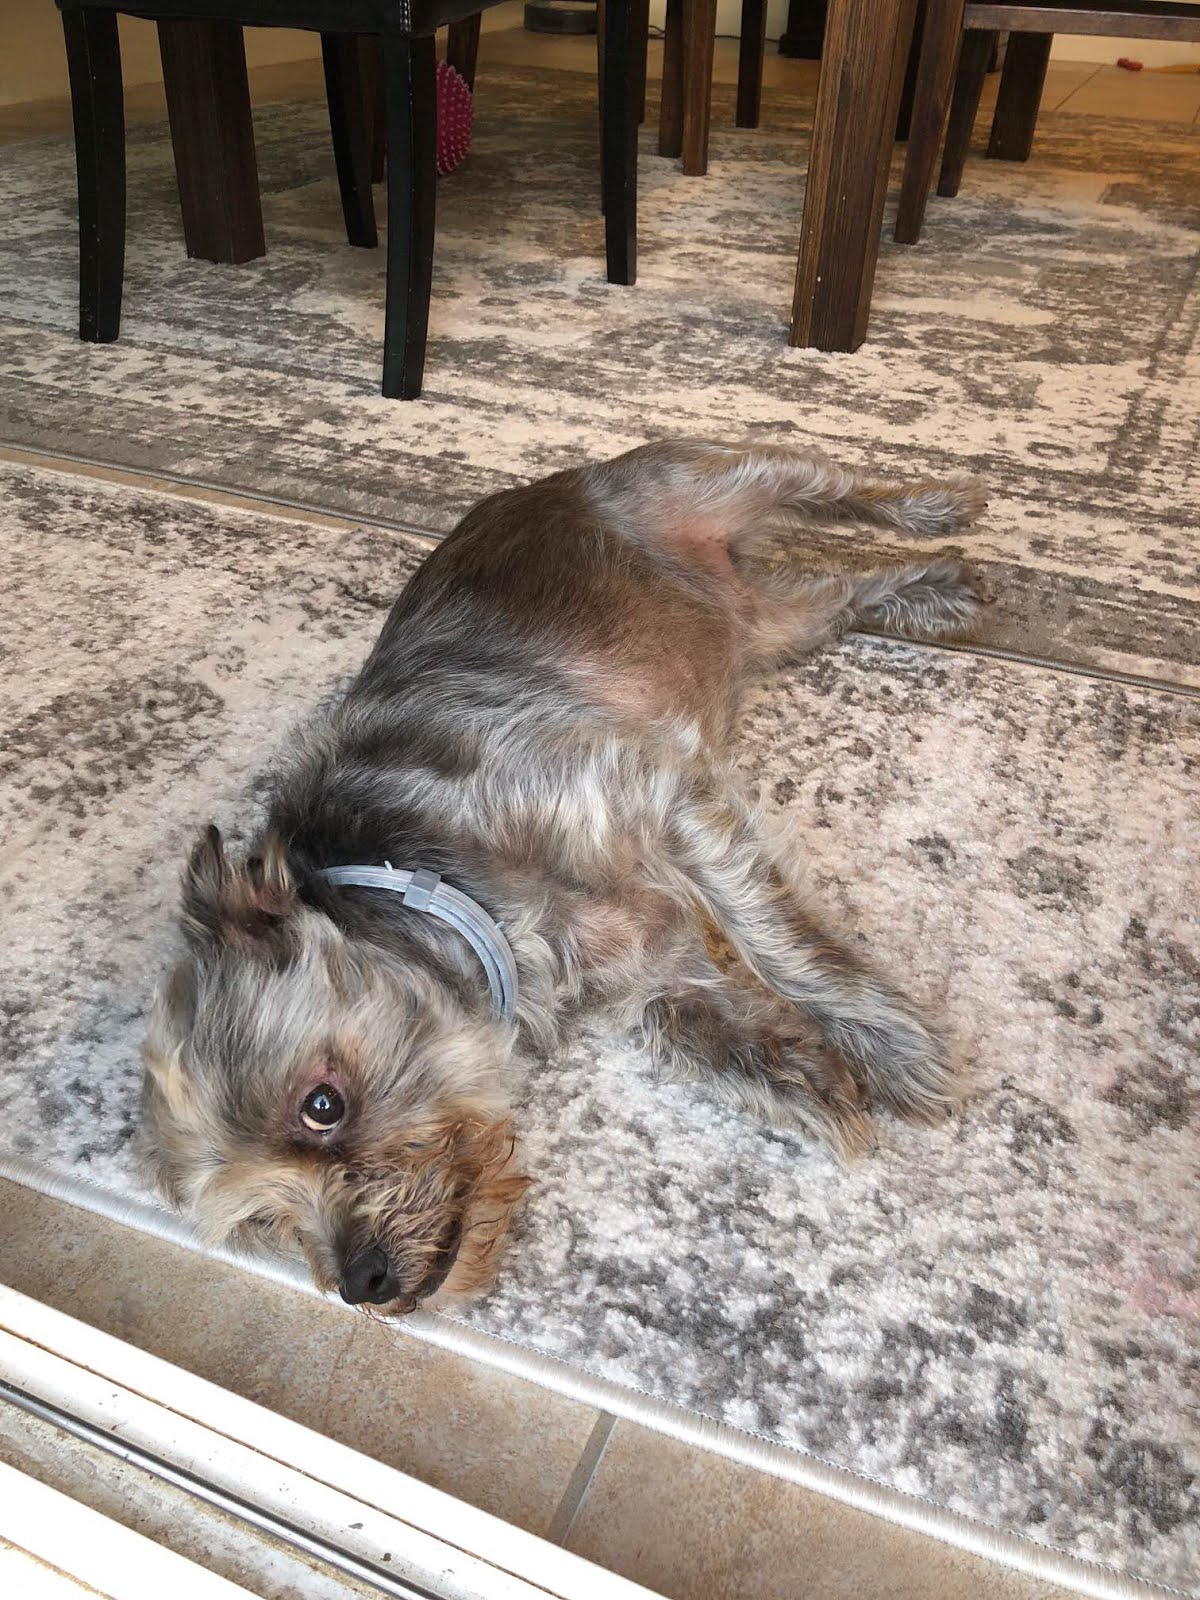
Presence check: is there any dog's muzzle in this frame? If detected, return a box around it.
[339,1245,399,1306]
[338,1217,465,1308]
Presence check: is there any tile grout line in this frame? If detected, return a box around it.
[544,1412,616,1548]
[4,440,1198,702]
[1049,63,1104,113]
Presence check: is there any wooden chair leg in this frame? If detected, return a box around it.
[156,20,265,263]
[736,0,767,128]
[659,0,684,157]
[602,0,637,283]
[61,6,125,344]
[987,31,1051,161]
[682,0,717,176]
[323,34,379,248]
[936,26,992,196]
[447,13,482,89]
[382,34,437,399]
[790,0,917,351]
[894,0,966,243]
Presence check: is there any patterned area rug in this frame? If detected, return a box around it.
[0,68,1198,684]
[1,459,1197,1598]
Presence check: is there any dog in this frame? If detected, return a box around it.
[142,440,987,1314]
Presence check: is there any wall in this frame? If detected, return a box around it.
[0,2,318,106]
[4,0,1198,108]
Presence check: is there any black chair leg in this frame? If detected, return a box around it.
[601,0,637,284]
[382,34,437,400]
[736,0,767,128]
[323,34,379,248]
[447,13,482,89]
[937,27,992,197]
[61,6,125,344]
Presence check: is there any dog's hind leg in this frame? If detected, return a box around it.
[745,559,986,665]
[766,452,987,538]
[718,440,988,538]
[589,440,988,544]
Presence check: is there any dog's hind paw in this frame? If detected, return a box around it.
[854,559,990,642]
[892,476,989,537]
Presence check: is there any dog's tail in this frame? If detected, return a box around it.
[848,560,986,641]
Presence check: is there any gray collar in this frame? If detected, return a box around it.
[317,864,518,1024]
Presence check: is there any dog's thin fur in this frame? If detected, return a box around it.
[142,440,988,1313]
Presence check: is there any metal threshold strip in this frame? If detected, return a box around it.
[1,1381,442,1600]
[0,1285,658,1600]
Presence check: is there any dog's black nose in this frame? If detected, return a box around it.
[339,1245,399,1306]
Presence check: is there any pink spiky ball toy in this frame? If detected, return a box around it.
[436,62,474,177]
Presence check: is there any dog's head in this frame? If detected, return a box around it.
[141,827,530,1312]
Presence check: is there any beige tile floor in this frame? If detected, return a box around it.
[2,21,1194,1599]
[1,1177,1075,1600]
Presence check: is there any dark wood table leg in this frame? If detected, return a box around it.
[157,20,265,264]
[322,34,379,248]
[659,0,684,157]
[682,0,717,176]
[779,0,826,57]
[987,31,1052,161]
[894,0,925,139]
[61,6,125,343]
[382,34,437,399]
[447,13,482,88]
[602,0,637,282]
[736,0,768,128]
[790,0,917,351]
[894,0,966,243]
[937,27,992,196]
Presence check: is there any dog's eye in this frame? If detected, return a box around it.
[300,1083,345,1132]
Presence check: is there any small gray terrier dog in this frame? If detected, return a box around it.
[143,440,987,1314]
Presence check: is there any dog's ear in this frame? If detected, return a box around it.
[181,825,231,946]
[181,826,296,953]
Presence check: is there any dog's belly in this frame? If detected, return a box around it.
[660,518,741,582]
[560,549,746,739]
[568,651,733,739]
